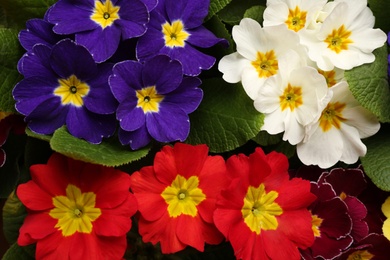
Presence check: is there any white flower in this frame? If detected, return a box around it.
[297,81,380,168]
[263,0,327,32]
[300,0,387,71]
[254,50,331,145]
[218,18,306,100]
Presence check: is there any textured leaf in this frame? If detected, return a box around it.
[2,243,35,260]
[206,0,233,21]
[345,45,390,122]
[253,131,283,146]
[0,28,23,113]
[50,126,151,167]
[25,128,52,142]
[218,0,266,25]
[186,78,264,153]
[361,125,390,191]
[368,0,390,32]
[243,5,265,24]
[2,191,27,245]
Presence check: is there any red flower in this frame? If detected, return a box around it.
[130,143,227,254]
[213,148,316,260]
[17,153,137,259]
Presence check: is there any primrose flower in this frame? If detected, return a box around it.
[130,143,226,253]
[13,39,118,144]
[213,148,316,260]
[136,0,227,76]
[254,50,330,145]
[297,81,380,168]
[263,0,327,33]
[382,196,390,241]
[47,0,150,62]
[109,55,203,149]
[338,234,390,260]
[17,153,137,259]
[299,0,387,70]
[218,18,306,100]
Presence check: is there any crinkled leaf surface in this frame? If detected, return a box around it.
[361,124,390,191]
[186,78,264,153]
[218,0,266,25]
[206,0,233,21]
[368,0,390,33]
[50,126,151,167]
[345,45,390,123]
[243,5,265,24]
[2,243,35,260]
[2,192,27,245]
[0,28,23,113]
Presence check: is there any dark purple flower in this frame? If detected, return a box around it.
[109,55,203,149]
[136,0,228,76]
[47,0,150,62]
[13,39,118,144]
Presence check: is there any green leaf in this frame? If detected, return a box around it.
[50,126,151,167]
[206,0,233,21]
[25,128,52,142]
[360,125,390,191]
[0,28,24,113]
[345,45,390,123]
[368,0,390,32]
[2,192,27,245]
[1,0,56,29]
[253,131,283,146]
[2,243,35,260]
[218,0,266,25]
[186,78,264,153]
[243,5,265,24]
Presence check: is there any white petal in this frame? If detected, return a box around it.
[232,18,264,61]
[343,106,380,138]
[283,111,305,145]
[254,76,282,113]
[339,123,367,164]
[241,67,268,100]
[261,108,286,135]
[218,52,252,83]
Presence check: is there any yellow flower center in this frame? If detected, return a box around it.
[136,86,164,113]
[324,25,353,53]
[318,69,337,88]
[49,184,101,237]
[311,214,323,237]
[251,50,279,78]
[161,175,206,218]
[319,102,347,132]
[162,20,190,48]
[285,6,307,32]
[279,83,303,111]
[90,0,120,29]
[241,184,283,235]
[54,75,90,107]
[347,250,374,260]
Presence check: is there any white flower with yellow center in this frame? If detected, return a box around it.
[297,81,380,168]
[300,0,387,71]
[218,18,306,100]
[263,0,327,33]
[254,50,330,145]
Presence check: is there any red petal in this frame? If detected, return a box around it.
[197,198,217,223]
[276,178,316,210]
[176,215,205,251]
[35,231,72,259]
[153,145,178,184]
[130,166,166,194]
[197,155,227,198]
[226,153,251,182]
[311,233,353,259]
[228,221,258,260]
[213,207,242,238]
[18,213,57,246]
[17,181,53,211]
[262,230,301,260]
[172,143,209,178]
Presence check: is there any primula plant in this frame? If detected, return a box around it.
[1,0,390,259]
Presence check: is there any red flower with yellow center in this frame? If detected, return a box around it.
[213,148,316,260]
[130,143,227,254]
[17,153,137,259]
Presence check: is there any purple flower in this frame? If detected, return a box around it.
[13,39,118,144]
[136,0,228,76]
[47,0,150,62]
[109,55,203,149]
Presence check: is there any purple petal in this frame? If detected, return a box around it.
[25,97,68,135]
[146,103,190,142]
[136,27,165,62]
[117,99,145,132]
[76,25,121,62]
[50,39,98,80]
[48,0,97,34]
[66,106,116,144]
[118,125,151,149]
[187,25,228,48]
[164,76,203,114]
[161,44,216,76]
[18,44,55,78]
[116,0,148,39]
[110,60,143,102]
[19,19,64,51]
[139,0,158,11]
[142,55,182,94]
[84,63,118,114]
[13,76,59,115]
[165,0,209,29]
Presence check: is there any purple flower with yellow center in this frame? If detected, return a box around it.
[109,55,203,149]
[136,0,228,76]
[13,39,118,144]
[47,0,151,62]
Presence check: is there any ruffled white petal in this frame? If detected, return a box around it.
[218,52,252,83]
